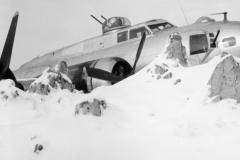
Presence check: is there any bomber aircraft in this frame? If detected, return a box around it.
[1,12,240,92]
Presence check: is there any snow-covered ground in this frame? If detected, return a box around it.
[1,55,240,160]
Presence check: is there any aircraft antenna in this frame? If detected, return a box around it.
[209,12,228,21]
[101,16,107,21]
[177,0,189,25]
[91,15,102,24]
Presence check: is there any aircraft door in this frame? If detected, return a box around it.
[187,31,210,65]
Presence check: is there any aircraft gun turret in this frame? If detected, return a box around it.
[102,17,131,34]
[195,16,215,24]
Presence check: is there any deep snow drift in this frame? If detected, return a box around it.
[1,53,240,160]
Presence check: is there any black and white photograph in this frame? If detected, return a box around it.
[0,0,240,159]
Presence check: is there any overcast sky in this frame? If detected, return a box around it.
[0,0,240,70]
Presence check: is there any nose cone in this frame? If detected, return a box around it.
[217,22,240,56]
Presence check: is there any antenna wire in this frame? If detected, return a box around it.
[177,0,189,25]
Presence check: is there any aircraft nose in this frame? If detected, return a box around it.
[217,23,240,56]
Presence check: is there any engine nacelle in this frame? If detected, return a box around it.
[85,57,132,92]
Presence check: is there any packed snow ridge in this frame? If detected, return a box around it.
[1,33,240,160]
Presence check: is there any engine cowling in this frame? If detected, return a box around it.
[85,57,132,92]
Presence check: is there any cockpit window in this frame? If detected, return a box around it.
[190,34,208,55]
[148,23,174,33]
[130,27,150,39]
[117,31,128,43]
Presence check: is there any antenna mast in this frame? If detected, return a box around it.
[209,12,228,21]
[177,0,189,25]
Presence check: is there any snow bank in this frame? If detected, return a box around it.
[28,61,74,101]
[1,52,240,159]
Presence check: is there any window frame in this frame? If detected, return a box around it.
[189,34,209,55]
[129,26,151,40]
[117,31,129,43]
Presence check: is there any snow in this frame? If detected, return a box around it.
[1,55,240,160]
[60,72,72,84]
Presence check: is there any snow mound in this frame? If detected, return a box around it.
[1,41,240,159]
[28,61,74,102]
[75,99,107,116]
[163,32,189,67]
[0,79,37,124]
[208,54,240,102]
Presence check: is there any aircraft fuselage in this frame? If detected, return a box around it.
[13,16,240,91]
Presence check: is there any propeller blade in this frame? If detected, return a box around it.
[84,32,146,83]
[202,30,220,63]
[0,67,23,89]
[1,68,17,82]
[0,12,19,77]
[131,32,146,74]
[84,67,124,83]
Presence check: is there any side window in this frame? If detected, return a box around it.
[190,34,208,55]
[222,37,236,48]
[130,27,149,39]
[117,31,128,43]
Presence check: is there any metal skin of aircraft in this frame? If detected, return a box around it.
[1,12,240,93]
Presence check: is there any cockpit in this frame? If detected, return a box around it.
[113,19,176,44]
[102,17,176,35]
[148,22,175,33]
[145,19,176,33]
[96,17,177,47]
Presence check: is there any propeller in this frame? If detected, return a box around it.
[202,30,220,63]
[130,32,146,75]
[0,12,24,90]
[0,12,18,77]
[85,32,147,82]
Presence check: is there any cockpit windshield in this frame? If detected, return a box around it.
[148,22,174,33]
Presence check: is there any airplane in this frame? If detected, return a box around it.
[1,12,240,93]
